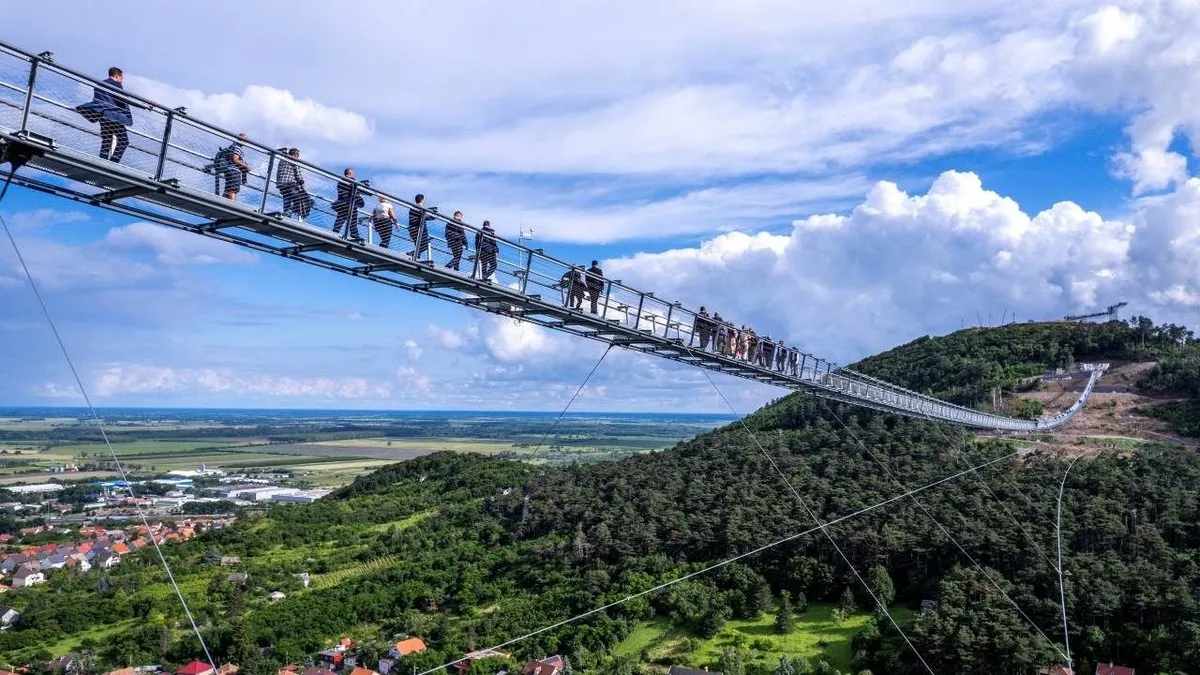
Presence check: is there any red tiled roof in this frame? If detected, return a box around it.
[394,638,427,655]
[1096,665,1134,675]
[177,660,215,675]
[349,668,378,675]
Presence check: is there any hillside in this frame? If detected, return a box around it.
[3,319,1200,675]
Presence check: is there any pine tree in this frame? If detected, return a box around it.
[870,565,895,607]
[839,586,857,614]
[775,591,796,634]
[774,655,797,675]
[562,655,574,675]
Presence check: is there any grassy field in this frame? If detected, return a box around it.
[614,603,910,672]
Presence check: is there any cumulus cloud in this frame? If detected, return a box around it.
[604,170,1196,363]
[125,76,372,146]
[105,222,257,266]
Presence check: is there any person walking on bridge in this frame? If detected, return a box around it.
[76,67,134,163]
[332,168,365,242]
[560,266,585,310]
[585,260,606,314]
[276,148,308,220]
[475,220,499,281]
[371,195,396,249]
[408,194,433,262]
[213,133,251,201]
[445,211,469,271]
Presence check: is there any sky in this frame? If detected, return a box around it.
[2,0,1200,413]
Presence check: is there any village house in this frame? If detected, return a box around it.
[316,638,356,670]
[12,566,45,588]
[523,656,565,675]
[176,661,215,675]
[1095,664,1134,675]
[387,637,427,660]
[0,606,18,630]
[95,550,120,569]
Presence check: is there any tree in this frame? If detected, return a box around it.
[719,646,746,675]
[775,655,797,675]
[839,587,857,614]
[869,566,894,608]
[775,591,796,635]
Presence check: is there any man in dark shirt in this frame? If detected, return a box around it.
[407,194,433,262]
[446,211,469,271]
[694,306,711,349]
[475,220,499,281]
[585,260,606,314]
[560,266,585,309]
[332,168,365,242]
[86,67,133,163]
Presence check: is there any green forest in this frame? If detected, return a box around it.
[4,318,1200,674]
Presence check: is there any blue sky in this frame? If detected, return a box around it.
[3,1,1200,412]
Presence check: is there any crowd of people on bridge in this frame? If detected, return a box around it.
[74,65,812,379]
[693,307,802,376]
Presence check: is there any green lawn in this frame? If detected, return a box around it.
[42,619,137,657]
[615,603,912,672]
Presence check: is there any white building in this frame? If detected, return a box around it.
[4,483,63,495]
[12,568,46,587]
[271,490,331,504]
[232,487,297,501]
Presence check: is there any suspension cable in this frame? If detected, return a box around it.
[416,445,1023,675]
[822,400,1068,661]
[0,192,220,673]
[528,344,612,453]
[1056,455,1081,672]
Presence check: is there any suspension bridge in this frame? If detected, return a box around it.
[0,40,1103,431]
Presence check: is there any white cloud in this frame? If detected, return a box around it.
[602,170,1200,363]
[403,340,422,361]
[395,366,432,393]
[125,76,372,146]
[91,364,393,400]
[105,222,257,266]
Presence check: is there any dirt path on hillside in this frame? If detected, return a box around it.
[980,362,1196,454]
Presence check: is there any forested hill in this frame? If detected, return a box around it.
[6,318,1200,675]
[850,320,1156,407]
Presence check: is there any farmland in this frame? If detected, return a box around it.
[0,408,733,486]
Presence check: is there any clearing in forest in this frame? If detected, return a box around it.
[615,603,909,672]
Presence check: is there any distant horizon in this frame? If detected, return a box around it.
[0,405,738,418]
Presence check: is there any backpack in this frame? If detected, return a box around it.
[212,144,236,173]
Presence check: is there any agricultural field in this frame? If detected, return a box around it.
[0,408,734,486]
